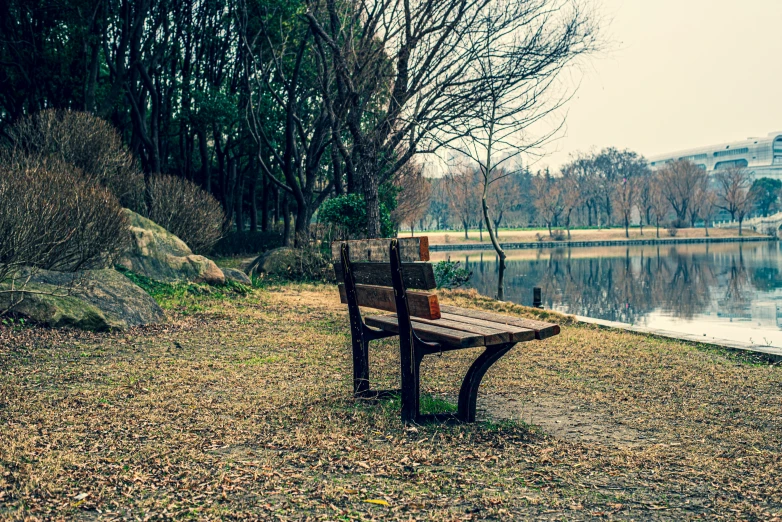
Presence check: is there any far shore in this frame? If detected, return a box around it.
[410,226,768,246]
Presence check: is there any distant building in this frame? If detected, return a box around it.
[648,131,782,180]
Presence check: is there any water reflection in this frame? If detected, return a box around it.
[435,242,782,345]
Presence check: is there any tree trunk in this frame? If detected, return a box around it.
[261,174,270,232]
[463,220,469,239]
[249,172,258,233]
[624,216,629,238]
[282,197,292,246]
[294,202,310,247]
[656,216,660,238]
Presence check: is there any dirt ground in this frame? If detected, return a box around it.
[1,284,781,520]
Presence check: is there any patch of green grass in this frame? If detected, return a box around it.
[118,267,250,311]
[240,356,279,365]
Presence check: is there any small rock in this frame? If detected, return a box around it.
[222,267,252,285]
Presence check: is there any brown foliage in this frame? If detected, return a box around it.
[392,163,432,233]
[1,109,144,207]
[143,174,227,254]
[0,157,129,283]
[657,160,708,223]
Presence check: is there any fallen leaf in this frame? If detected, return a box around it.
[364,499,390,506]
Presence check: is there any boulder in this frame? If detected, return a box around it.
[222,267,252,285]
[246,247,330,281]
[0,268,165,331]
[118,210,225,285]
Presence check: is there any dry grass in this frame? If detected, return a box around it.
[418,227,763,245]
[1,284,781,520]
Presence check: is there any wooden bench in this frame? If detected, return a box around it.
[334,237,560,423]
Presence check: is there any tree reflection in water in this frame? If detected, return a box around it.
[459,242,782,325]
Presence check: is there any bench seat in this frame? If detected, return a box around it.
[365,308,557,348]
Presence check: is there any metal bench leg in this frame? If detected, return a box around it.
[400,335,425,422]
[457,342,517,423]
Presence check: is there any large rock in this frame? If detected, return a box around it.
[118,210,225,285]
[247,247,330,281]
[0,268,165,331]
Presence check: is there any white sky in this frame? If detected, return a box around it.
[538,0,782,170]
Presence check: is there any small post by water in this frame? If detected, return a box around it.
[533,287,542,308]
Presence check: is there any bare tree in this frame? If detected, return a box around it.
[306,0,597,240]
[533,175,563,237]
[636,176,654,235]
[487,170,520,238]
[658,160,708,225]
[614,176,637,238]
[559,176,581,239]
[392,163,432,236]
[649,175,668,238]
[445,167,482,239]
[436,0,597,298]
[715,167,754,234]
[696,186,719,237]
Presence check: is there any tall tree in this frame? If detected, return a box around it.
[658,160,708,225]
[715,167,755,235]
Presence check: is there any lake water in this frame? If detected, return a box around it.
[432,241,782,348]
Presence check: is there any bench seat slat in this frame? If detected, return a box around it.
[338,284,441,320]
[439,306,560,340]
[364,315,484,348]
[333,262,436,289]
[438,313,536,343]
[408,316,510,344]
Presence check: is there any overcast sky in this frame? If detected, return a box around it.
[537,0,782,170]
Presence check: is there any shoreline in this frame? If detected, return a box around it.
[574,315,782,362]
[429,234,776,251]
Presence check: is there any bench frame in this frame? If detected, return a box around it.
[340,239,520,423]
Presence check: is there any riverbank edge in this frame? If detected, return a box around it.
[575,315,782,362]
[429,235,776,252]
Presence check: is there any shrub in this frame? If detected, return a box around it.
[138,174,227,254]
[0,157,129,284]
[1,109,144,207]
[667,224,678,237]
[433,260,472,289]
[211,230,283,257]
[318,193,395,240]
[551,229,566,241]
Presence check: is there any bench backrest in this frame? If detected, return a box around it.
[333,237,441,320]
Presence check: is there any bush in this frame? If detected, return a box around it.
[136,174,227,254]
[1,109,144,207]
[667,225,678,237]
[318,193,396,240]
[551,229,566,241]
[0,157,129,283]
[211,230,283,257]
[433,260,472,289]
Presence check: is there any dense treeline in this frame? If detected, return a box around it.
[0,0,598,246]
[426,148,772,237]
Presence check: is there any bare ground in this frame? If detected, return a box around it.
[1,284,781,520]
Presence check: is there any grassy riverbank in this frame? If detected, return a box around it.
[415,226,763,245]
[1,283,781,519]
